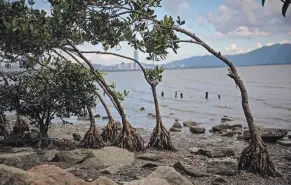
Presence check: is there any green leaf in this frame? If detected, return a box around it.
[29,24,34,31]
[180,21,185,25]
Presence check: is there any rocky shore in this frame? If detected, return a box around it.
[0,115,291,185]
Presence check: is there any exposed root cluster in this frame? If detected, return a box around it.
[13,116,29,135]
[36,138,54,149]
[0,114,9,138]
[148,123,175,150]
[238,139,281,177]
[80,126,104,149]
[114,123,145,152]
[101,119,119,144]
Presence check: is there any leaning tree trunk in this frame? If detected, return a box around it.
[80,106,104,149]
[173,26,280,176]
[148,85,175,150]
[0,113,9,139]
[67,41,145,152]
[99,92,119,144]
[13,114,29,135]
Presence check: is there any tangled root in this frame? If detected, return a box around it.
[0,114,9,138]
[114,123,145,152]
[80,126,104,149]
[13,116,29,135]
[148,123,175,150]
[238,139,281,177]
[101,119,119,144]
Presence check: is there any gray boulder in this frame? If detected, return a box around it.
[195,148,235,158]
[190,125,206,134]
[212,124,229,132]
[53,149,92,164]
[173,161,210,177]
[278,140,291,146]
[183,121,201,127]
[221,117,233,123]
[169,127,181,132]
[243,128,288,141]
[124,178,170,185]
[147,166,192,185]
[207,159,238,176]
[0,152,40,170]
[172,121,182,129]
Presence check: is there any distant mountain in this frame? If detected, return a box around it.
[163,44,291,68]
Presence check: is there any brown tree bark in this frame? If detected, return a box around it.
[98,92,119,143]
[172,26,280,177]
[13,114,29,135]
[64,42,145,152]
[148,84,175,150]
[0,113,9,139]
[80,106,104,148]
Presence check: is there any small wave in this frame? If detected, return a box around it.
[263,102,291,111]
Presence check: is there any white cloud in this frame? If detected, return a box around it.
[280,40,290,44]
[208,0,291,36]
[214,32,224,38]
[225,44,245,54]
[162,0,191,16]
[228,26,271,37]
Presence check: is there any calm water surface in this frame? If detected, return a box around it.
[81,64,291,131]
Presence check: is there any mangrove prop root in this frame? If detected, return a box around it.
[0,114,9,138]
[81,126,104,149]
[13,117,29,135]
[238,139,281,177]
[36,138,54,149]
[101,120,119,144]
[148,123,175,150]
[114,124,145,152]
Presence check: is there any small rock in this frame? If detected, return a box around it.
[190,125,206,134]
[124,178,170,185]
[94,114,101,118]
[142,162,158,169]
[175,118,179,121]
[221,117,233,123]
[72,133,82,141]
[169,113,175,115]
[100,165,123,174]
[173,161,210,177]
[232,127,243,135]
[0,152,40,170]
[212,124,229,132]
[183,121,201,127]
[221,130,234,137]
[10,147,34,153]
[169,127,181,132]
[196,148,235,158]
[102,116,109,120]
[93,176,118,185]
[243,128,288,141]
[278,140,291,146]
[189,147,201,154]
[172,121,182,129]
[211,177,228,185]
[53,149,92,164]
[229,124,243,129]
[148,113,156,118]
[140,107,145,111]
[147,166,192,185]
[207,159,238,176]
[137,153,162,161]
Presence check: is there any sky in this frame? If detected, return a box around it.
[33,0,291,65]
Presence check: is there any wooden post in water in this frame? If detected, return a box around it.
[175,92,177,98]
[218,95,221,99]
[180,93,183,99]
[205,92,208,99]
[161,91,164,97]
